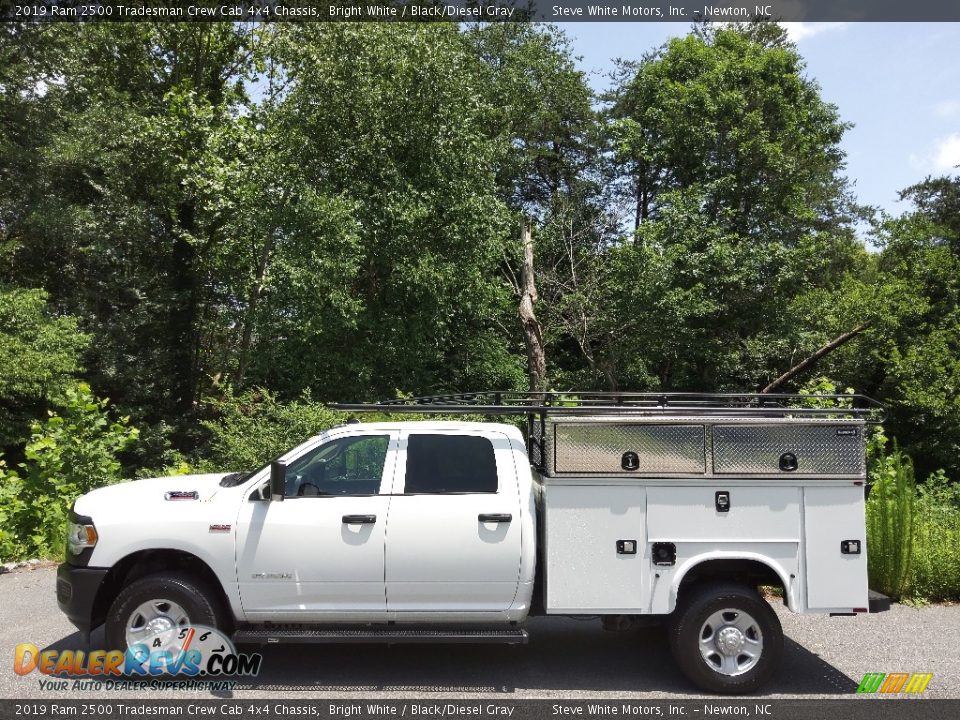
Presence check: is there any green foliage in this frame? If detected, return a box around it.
[869,193,960,478]
[865,431,914,599]
[911,469,960,601]
[196,388,509,473]
[243,24,522,399]
[611,24,853,236]
[599,25,865,393]
[0,457,28,560]
[196,389,346,472]
[0,383,138,560]
[0,286,89,448]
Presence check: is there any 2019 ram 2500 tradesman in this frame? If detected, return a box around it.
[57,392,890,694]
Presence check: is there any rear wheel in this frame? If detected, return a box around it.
[668,582,783,694]
[105,573,224,653]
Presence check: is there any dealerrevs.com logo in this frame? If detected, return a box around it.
[856,672,934,694]
[14,625,262,686]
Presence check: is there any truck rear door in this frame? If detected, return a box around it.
[384,430,523,613]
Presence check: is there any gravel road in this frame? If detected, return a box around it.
[2,566,957,700]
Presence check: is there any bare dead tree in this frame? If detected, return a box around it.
[761,323,870,394]
[518,220,547,393]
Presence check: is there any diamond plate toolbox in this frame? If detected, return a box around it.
[546,421,706,476]
[712,423,865,476]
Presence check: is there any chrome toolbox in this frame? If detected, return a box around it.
[543,417,865,478]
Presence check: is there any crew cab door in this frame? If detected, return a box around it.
[384,430,522,613]
[235,429,398,620]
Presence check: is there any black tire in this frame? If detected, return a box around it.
[668,582,783,694]
[105,572,224,651]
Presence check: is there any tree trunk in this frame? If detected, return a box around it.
[235,238,275,387]
[167,200,201,415]
[761,323,870,394]
[518,220,547,393]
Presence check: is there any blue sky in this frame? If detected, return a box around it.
[561,22,960,219]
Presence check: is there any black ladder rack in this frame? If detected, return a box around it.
[329,392,884,473]
[328,391,886,423]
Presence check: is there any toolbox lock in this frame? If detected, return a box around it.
[621,451,640,471]
[778,452,799,472]
[715,491,731,512]
[841,539,862,555]
[652,542,676,566]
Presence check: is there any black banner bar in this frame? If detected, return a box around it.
[3,0,960,23]
[2,700,959,720]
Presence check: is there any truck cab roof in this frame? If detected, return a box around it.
[333,420,524,441]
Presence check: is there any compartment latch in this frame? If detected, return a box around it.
[841,539,862,555]
[715,490,731,512]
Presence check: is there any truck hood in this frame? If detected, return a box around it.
[74,473,234,515]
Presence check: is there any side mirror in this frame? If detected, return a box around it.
[270,461,287,502]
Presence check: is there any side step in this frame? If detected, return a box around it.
[234,627,529,645]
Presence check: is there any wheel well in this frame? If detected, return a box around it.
[676,559,785,605]
[92,549,232,631]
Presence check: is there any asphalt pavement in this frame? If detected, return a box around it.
[2,566,957,700]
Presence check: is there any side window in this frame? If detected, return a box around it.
[285,435,390,497]
[404,434,498,494]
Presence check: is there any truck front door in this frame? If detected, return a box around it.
[385,430,523,613]
[235,430,398,620]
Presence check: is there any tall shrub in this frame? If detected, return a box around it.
[0,383,139,560]
[910,470,960,600]
[0,458,28,560]
[865,431,915,598]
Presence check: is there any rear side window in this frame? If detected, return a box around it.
[404,434,498,494]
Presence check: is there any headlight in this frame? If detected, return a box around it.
[66,518,98,556]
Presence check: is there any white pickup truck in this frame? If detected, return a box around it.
[57,392,889,694]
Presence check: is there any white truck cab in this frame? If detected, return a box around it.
[57,392,890,694]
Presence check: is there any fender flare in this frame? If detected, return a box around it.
[668,550,796,613]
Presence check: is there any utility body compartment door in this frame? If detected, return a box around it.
[544,483,646,612]
[803,485,869,610]
[384,430,522,613]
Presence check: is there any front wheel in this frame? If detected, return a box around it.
[668,582,783,694]
[105,573,224,653]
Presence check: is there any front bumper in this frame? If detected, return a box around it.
[56,562,109,640]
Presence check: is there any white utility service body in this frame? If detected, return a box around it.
[57,392,889,694]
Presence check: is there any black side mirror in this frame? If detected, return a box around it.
[270,461,287,502]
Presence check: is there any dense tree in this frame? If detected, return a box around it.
[0,24,260,433]
[0,21,956,484]
[871,177,960,477]
[602,23,866,392]
[235,24,523,399]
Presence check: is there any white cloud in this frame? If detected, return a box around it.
[934,134,960,171]
[782,23,849,42]
[935,99,960,118]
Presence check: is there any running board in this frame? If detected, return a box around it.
[233,627,529,645]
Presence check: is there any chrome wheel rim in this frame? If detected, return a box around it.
[125,598,190,651]
[699,607,764,676]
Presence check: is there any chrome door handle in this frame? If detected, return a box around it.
[478,513,512,523]
[342,514,377,524]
